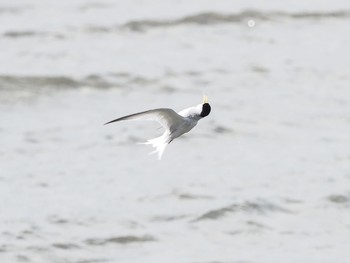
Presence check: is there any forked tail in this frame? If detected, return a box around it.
[140,134,169,160]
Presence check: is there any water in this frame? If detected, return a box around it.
[1,1,350,262]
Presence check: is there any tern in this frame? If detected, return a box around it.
[104,95,211,159]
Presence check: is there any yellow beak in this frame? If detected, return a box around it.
[203,95,208,104]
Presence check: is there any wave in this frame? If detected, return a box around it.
[0,74,161,101]
[0,75,116,102]
[3,30,64,39]
[85,235,156,246]
[193,199,292,222]
[0,75,116,90]
[3,10,350,39]
[122,10,350,31]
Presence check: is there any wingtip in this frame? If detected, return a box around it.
[103,119,117,125]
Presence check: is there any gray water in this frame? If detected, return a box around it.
[1,1,350,262]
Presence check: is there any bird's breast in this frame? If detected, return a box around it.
[170,119,197,140]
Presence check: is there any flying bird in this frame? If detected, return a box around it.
[104,96,211,159]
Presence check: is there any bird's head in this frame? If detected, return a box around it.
[200,95,211,118]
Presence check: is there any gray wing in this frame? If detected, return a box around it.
[104,108,185,133]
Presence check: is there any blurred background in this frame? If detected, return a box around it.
[1,0,350,262]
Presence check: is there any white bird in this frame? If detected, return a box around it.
[104,95,211,159]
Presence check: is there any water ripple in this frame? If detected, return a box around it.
[194,200,292,222]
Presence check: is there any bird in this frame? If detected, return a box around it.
[104,95,211,159]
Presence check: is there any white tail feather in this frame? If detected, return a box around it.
[140,135,169,160]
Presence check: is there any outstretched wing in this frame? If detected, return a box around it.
[104,108,185,133]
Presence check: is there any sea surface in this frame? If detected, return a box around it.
[1,1,350,262]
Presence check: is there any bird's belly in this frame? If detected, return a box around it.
[170,121,196,140]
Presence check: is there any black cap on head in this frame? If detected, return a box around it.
[200,103,211,118]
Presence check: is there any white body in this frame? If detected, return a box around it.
[143,104,204,159]
[105,103,206,160]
